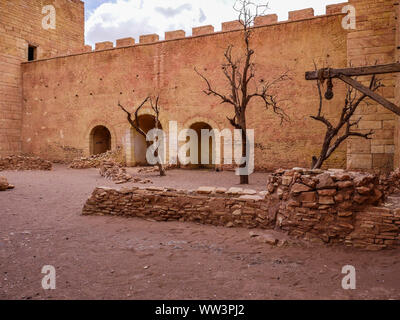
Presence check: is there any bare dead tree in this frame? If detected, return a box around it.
[310,64,383,169]
[117,96,166,176]
[149,95,166,176]
[195,0,290,184]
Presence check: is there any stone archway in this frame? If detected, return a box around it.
[132,114,163,166]
[188,121,214,169]
[90,125,111,155]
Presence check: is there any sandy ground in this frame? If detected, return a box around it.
[0,165,399,300]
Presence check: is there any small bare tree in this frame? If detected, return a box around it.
[195,0,289,184]
[310,65,383,169]
[117,96,166,176]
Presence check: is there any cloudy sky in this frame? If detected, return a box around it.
[84,0,347,46]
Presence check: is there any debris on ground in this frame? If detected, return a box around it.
[99,161,132,184]
[0,176,14,191]
[0,155,52,171]
[69,148,125,169]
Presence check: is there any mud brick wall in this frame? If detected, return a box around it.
[0,0,84,157]
[21,10,348,169]
[0,155,52,171]
[83,168,400,250]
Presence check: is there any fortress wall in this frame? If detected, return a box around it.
[21,12,348,169]
[23,15,346,168]
[346,0,398,171]
[0,0,84,156]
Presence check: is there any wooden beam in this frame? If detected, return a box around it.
[337,74,400,116]
[305,63,400,80]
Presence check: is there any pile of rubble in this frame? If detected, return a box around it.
[380,169,400,195]
[0,177,14,191]
[69,149,124,169]
[98,160,152,185]
[99,161,132,184]
[0,155,52,171]
[135,164,178,174]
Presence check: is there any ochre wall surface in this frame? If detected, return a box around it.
[21,11,348,170]
[346,0,398,171]
[0,0,84,156]
[6,0,399,171]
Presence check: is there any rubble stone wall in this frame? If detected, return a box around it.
[82,168,400,250]
[0,155,52,171]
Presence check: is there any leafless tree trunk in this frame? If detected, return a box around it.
[310,64,383,169]
[195,0,289,184]
[150,96,166,176]
[117,96,166,177]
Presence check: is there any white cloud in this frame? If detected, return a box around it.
[85,0,348,46]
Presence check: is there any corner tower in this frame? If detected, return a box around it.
[0,0,85,156]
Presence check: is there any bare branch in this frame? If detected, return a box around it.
[194,67,236,106]
[310,66,381,169]
[117,97,149,138]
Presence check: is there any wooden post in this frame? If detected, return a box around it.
[305,63,400,116]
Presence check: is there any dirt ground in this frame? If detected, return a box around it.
[0,165,399,300]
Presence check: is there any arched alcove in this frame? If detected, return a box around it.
[90,125,111,155]
[132,114,162,165]
[188,122,214,169]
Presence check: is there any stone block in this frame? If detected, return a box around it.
[318,189,337,196]
[254,14,278,26]
[239,195,263,201]
[95,41,113,51]
[288,8,314,20]
[242,189,257,195]
[192,25,214,36]
[299,191,317,203]
[371,145,385,154]
[116,37,135,47]
[197,186,216,194]
[347,154,372,170]
[326,3,346,15]
[165,30,185,40]
[358,120,382,130]
[372,153,393,169]
[139,34,159,44]
[227,187,243,195]
[221,20,242,32]
[291,183,311,194]
[319,196,335,205]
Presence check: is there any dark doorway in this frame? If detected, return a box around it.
[28,45,37,61]
[90,125,111,155]
[189,122,214,169]
[132,115,162,165]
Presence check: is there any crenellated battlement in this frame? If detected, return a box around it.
[37,2,348,60]
[20,0,399,172]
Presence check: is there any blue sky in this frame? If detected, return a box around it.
[83,0,347,46]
